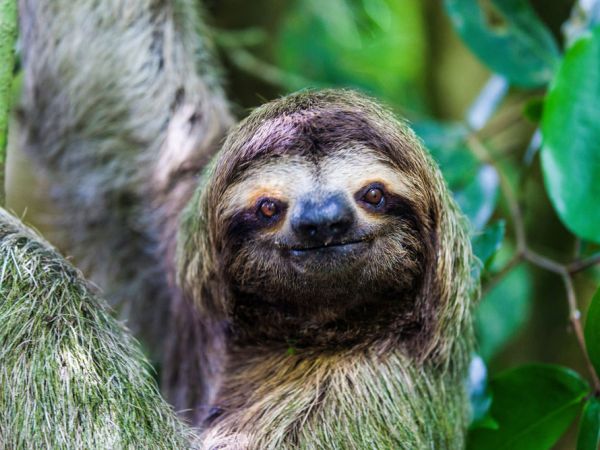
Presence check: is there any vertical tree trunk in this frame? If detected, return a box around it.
[0,0,17,205]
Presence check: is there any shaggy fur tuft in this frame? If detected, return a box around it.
[17,0,232,372]
[0,208,194,448]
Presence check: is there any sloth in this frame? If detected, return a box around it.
[4,1,476,448]
[176,90,476,448]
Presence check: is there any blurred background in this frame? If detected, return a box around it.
[6,1,599,448]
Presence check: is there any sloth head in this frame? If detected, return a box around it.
[179,90,474,353]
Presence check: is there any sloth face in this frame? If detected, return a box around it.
[181,91,461,345]
[219,146,429,306]
[194,90,442,327]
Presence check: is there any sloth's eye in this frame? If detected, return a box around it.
[363,187,384,206]
[259,199,279,219]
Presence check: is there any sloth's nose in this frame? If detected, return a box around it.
[291,194,355,243]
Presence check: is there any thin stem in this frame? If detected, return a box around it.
[225,46,313,88]
[476,102,531,142]
[569,252,600,274]
[562,273,600,392]
[214,30,314,89]
[523,249,564,274]
[574,238,582,259]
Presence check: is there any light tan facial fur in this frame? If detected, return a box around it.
[221,146,415,233]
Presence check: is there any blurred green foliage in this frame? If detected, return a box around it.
[475,263,533,361]
[585,288,600,380]
[212,0,600,447]
[577,396,600,450]
[277,0,428,111]
[412,122,479,191]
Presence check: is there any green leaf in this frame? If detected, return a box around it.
[585,287,600,378]
[413,121,479,191]
[444,0,560,88]
[413,122,500,230]
[455,165,499,231]
[541,26,600,244]
[475,264,532,361]
[472,220,505,274]
[577,397,600,450]
[468,365,590,450]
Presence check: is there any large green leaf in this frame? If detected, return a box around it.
[577,397,600,450]
[475,264,532,361]
[541,27,600,244]
[444,0,559,88]
[585,286,600,378]
[468,365,590,450]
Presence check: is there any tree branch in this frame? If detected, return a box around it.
[568,252,600,274]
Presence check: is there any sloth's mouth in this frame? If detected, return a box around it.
[287,238,369,256]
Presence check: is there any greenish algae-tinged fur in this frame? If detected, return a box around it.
[0,208,193,448]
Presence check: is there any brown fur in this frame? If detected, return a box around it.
[178,90,476,447]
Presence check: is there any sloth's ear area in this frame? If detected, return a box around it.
[409,161,476,363]
[431,198,476,358]
[177,181,230,319]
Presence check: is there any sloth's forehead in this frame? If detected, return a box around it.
[221,146,416,213]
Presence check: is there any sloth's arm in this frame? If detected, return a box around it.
[0,208,194,448]
[17,0,232,361]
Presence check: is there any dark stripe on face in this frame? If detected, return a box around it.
[383,194,423,228]
[353,181,423,230]
[224,198,288,246]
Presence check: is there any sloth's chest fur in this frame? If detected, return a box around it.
[230,288,425,352]
[199,347,469,450]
